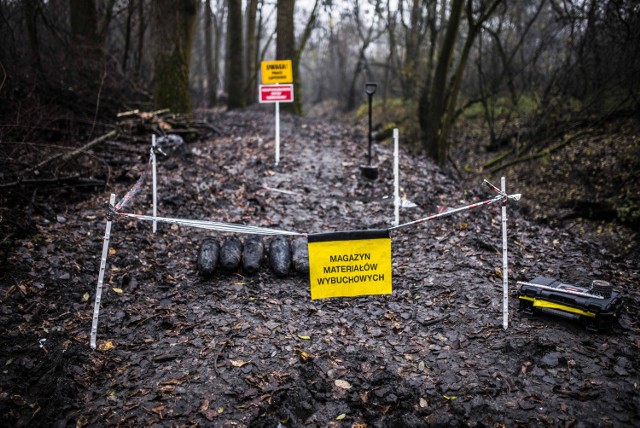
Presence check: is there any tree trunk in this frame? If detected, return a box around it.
[419,0,464,166]
[122,0,135,71]
[276,0,295,113]
[291,0,319,115]
[419,0,503,167]
[204,0,216,106]
[346,47,368,111]
[274,0,319,115]
[213,0,224,105]
[151,0,198,114]
[245,0,259,105]
[135,0,146,77]
[276,0,295,62]
[69,0,102,61]
[24,0,42,72]
[402,0,422,99]
[226,0,245,109]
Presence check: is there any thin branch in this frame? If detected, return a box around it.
[31,129,118,172]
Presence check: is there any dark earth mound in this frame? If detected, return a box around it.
[1,108,638,426]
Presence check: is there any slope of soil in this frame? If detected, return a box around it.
[0,108,638,427]
[452,118,640,257]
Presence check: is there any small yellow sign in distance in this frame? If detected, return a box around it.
[308,230,392,300]
[261,60,293,84]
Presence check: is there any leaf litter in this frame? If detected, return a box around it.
[0,107,638,426]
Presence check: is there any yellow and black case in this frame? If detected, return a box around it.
[517,277,623,331]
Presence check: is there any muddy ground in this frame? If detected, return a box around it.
[1,108,639,427]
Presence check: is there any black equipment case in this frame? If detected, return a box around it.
[517,277,623,331]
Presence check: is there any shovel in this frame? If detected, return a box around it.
[360,82,378,179]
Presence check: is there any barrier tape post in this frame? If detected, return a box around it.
[151,134,158,233]
[90,193,116,349]
[501,176,509,329]
[393,128,400,226]
[275,102,280,166]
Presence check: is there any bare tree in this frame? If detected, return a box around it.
[204,0,216,106]
[70,0,102,62]
[245,0,259,105]
[151,0,198,114]
[23,0,42,71]
[344,0,384,111]
[226,0,244,109]
[276,0,320,115]
[418,0,503,166]
[121,0,135,72]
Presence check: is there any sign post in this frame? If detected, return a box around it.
[260,60,294,166]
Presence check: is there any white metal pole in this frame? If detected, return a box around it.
[501,176,509,329]
[393,128,400,226]
[90,193,116,349]
[275,102,280,166]
[152,134,157,233]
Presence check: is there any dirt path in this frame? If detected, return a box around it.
[1,108,638,427]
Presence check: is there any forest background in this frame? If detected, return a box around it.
[0,0,639,248]
[0,2,639,425]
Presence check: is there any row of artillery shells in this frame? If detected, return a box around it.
[197,236,309,277]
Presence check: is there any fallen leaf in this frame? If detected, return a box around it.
[336,413,346,420]
[158,385,175,392]
[335,379,352,390]
[98,341,114,351]
[295,348,312,362]
[150,405,165,417]
[112,288,123,294]
[109,248,116,255]
[419,397,428,408]
[231,359,249,367]
[297,334,311,340]
[443,395,456,400]
[82,292,90,302]
[495,267,503,279]
[199,399,217,421]
[159,374,188,385]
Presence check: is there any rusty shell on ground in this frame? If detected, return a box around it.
[269,236,291,277]
[197,239,219,277]
[220,237,242,271]
[242,235,264,274]
[291,236,309,274]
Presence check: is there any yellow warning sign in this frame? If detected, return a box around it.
[261,60,293,84]
[308,230,392,300]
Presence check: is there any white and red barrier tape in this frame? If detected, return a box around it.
[91,135,522,348]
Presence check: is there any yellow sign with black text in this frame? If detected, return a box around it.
[261,60,293,84]
[308,230,392,300]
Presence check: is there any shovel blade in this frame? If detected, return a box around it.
[360,165,378,180]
